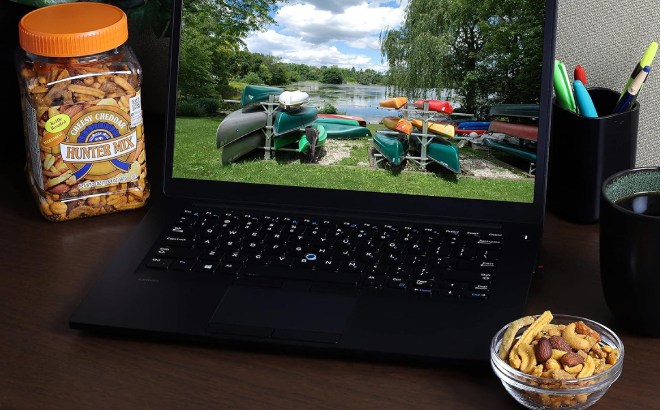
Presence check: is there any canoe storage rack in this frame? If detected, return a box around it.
[372,101,459,173]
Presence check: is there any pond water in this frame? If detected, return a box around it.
[286,82,454,125]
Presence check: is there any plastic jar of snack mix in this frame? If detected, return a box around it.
[16,3,149,221]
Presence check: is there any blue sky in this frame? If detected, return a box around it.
[244,0,408,71]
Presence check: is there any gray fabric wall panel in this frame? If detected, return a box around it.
[556,0,659,167]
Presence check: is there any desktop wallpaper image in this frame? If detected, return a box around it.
[173,0,545,203]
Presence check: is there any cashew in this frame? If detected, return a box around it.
[40,201,53,216]
[602,345,613,353]
[562,323,591,351]
[531,364,544,377]
[518,344,537,374]
[551,349,565,360]
[545,358,560,371]
[578,356,596,378]
[564,364,583,374]
[68,206,97,219]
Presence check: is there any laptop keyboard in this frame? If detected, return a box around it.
[145,206,503,300]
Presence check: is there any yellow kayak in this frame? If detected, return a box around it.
[380,97,408,109]
[411,118,455,138]
[382,116,413,135]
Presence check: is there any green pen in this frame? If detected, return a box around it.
[619,42,658,101]
[553,60,576,113]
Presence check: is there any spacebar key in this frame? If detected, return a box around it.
[296,271,360,286]
[244,267,296,280]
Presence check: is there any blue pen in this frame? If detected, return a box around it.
[613,66,651,114]
[573,81,598,117]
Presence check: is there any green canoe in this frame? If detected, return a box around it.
[241,85,284,106]
[373,132,408,166]
[316,122,373,139]
[411,135,460,174]
[489,104,540,119]
[273,125,327,152]
[221,130,265,165]
[313,118,361,127]
[299,125,327,153]
[274,107,318,136]
[484,138,537,162]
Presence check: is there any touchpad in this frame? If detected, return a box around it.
[209,287,357,335]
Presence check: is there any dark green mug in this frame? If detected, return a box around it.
[600,167,660,336]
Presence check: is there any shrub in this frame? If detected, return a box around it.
[177,100,204,117]
[194,97,221,114]
[243,72,262,85]
[319,103,339,114]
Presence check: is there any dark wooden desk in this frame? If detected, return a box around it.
[1,177,658,409]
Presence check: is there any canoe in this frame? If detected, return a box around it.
[410,135,460,174]
[382,116,413,135]
[279,90,309,108]
[299,125,327,153]
[314,118,361,127]
[379,97,408,109]
[221,130,265,165]
[373,132,409,166]
[217,105,270,149]
[274,106,318,136]
[410,118,455,138]
[241,85,284,106]
[314,121,372,139]
[455,129,487,136]
[318,114,366,126]
[414,100,454,114]
[489,104,540,119]
[484,138,537,162]
[488,121,538,141]
[273,131,300,151]
[458,122,491,130]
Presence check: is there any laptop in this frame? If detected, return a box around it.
[70,0,558,362]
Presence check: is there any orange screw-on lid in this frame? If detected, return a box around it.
[19,3,128,58]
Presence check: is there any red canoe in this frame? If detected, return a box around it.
[414,100,454,114]
[317,114,367,127]
[488,121,538,141]
[455,129,487,135]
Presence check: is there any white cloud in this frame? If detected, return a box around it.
[245,30,388,71]
[276,2,404,46]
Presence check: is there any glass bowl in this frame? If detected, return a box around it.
[491,314,624,410]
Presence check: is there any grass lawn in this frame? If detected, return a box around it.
[173,117,534,203]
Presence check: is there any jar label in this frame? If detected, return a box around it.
[28,93,146,194]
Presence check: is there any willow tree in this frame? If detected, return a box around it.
[381,0,545,114]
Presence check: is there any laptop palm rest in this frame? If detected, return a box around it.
[206,287,357,343]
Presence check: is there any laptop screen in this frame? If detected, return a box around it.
[173,0,547,205]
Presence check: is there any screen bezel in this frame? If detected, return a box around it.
[162,0,558,224]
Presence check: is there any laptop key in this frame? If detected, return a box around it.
[336,238,357,250]
[169,226,200,237]
[438,281,466,290]
[442,271,493,284]
[318,259,342,271]
[431,257,453,269]
[414,268,437,279]
[314,248,335,259]
[163,236,195,248]
[270,255,294,268]
[265,244,287,255]
[199,250,223,261]
[196,238,220,250]
[363,275,385,288]
[171,259,196,272]
[220,240,241,252]
[411,287,433,296]
[296,271,360,286]
[437,289,463,298]
[244,242,265,254]
[407,255,428,267]
[336,250,355,260]
[457,260,497,272]
[147,257,172,270]
[341,261,365,273]
[266,233,288,244]
[472,239,502,250]
[225,251,248,263]
[155,247,202,260]
[388,266,411,277]
[467,292,488,300]
[294,258,317,269]
[408,244,428,255]
[359,251,381,262]
[358,240,381,252]
[246,254,269,266]
[364,263,388,275]
[412,279,434,288]
[195,262,218,274]
[388,277,408,290]
[218,262,241,276]
[384,253,403,265]
[455,247,477,259]
[244,267,295,280]
[477,250,501,261]
[470,284,491,292]
[384,242,404,253]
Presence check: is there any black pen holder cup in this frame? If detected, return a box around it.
[548,88,639,224]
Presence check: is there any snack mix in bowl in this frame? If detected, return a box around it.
[491,311,623,409]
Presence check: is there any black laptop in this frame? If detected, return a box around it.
[70,0,558,361]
